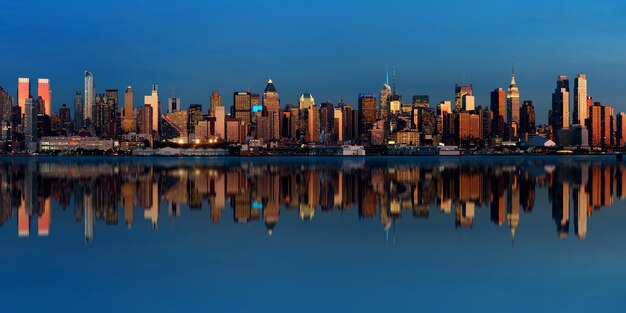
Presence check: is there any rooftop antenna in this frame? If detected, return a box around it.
[171,86,176,98]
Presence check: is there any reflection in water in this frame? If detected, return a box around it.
[0,157,624,242]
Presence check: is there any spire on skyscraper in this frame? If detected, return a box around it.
[264,79,277,93]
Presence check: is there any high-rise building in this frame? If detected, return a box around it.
[412,95,430,108]
[263,79,280,112]
[490,88,506,138]
[462,95,475,111]
[305,104,320,143]
[168,97,180,113]
[84,72,95,123]
[138,104,153,135]
[209,90,222,117]
[379,84,392,120]
[74,92,83,130]
[17,77,30,116]
[551,76,570,138]
[455,84,473,111]
[144,85,159,133]
[24,98,38,149]
[589,102,613,148]
[0,87,13,123]
[436,101,452,135]
[319,101,334,139]
[574,74,588,125]
[122,86,135,132]
[233,91,252,124]
[299,92,315,111]
[520,100,536,136]
[333,107,343,143]
[358,93,376,139]
[617,112,626,146]
[506,69,520,125]
[37,78,51,116]
[215,105,225,140]
[188,104,204,134]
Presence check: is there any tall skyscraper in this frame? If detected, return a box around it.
[0,87,13,123]
[37,78,51,116]
[17,77,30,116]
[455,84,473,111]
[144,84,159,132]
[24,98,37,149]
[84,72,95,123]
[209,90,222,117]
[299,92,315,111]
[215,105,225,140]
[379,84,392,120]
[617,112,626,146]
[551,75,570,134]
[122,86,134,132]
[490,88,506,138]
[462,95,475,111]
[233,91,252,124]
[506,69,520,125]
[520,100,536,136]
[74,92,83,129]
[573,74,588,125]
[358,93,376,139]
[168,97,180,113]
[263,79,280,112]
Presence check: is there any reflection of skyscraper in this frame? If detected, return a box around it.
[84,190,94,242]
[38,197,51,236]
[552,181,570,238]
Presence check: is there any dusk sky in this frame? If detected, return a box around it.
[2,0,626,122]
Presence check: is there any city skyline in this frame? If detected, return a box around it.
[2,1,626,123]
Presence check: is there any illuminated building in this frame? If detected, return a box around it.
[37,78,51,116]
[233,91,252,124]
[84,72,95,123]
[73,92,83,129]
[506,69,520,125]
[187,104,203,134]
[138,104,153,135]
[461,94,474,111]
[161,110,189,143]
[455,84,472,111]
[333,107,343,142]
[144,84,159,132]
[122,86,135,132]
[168,97,180,113]
[589,102,613,148]
[573,74,588,125]
[0,87,13,125]
[298,92,315,110]
[358,93,376,139]
[305,104,320,143]
[551,76,570,143]
[209,90,222,117]
[17,77,30,115]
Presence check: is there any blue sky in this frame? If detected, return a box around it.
[1,0,626,122]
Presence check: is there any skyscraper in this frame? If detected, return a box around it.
[358,93,376,139]
[573,74,588,125]
[0,87,13,123]
[168,97,180,113]
[122,86,134,132]
[379,84,392,120]
[298,92,315,111]
[233,91,252,124]
[37,78,51,116]
[455,84,473,111]
[520,100,536,136]
[24,98,37,150]
[551,76,570,135]
[17,77,30,116]
[490,88,506,138]
[84,72,95,124]
[209,90,222,117]
[74,92,83,130]
[263,79,280,112]
[144,84,159,132]
[506,69,520,125]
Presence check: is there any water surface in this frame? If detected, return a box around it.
[0,156,625,312]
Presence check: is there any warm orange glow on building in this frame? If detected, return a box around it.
[38,78,51,116]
